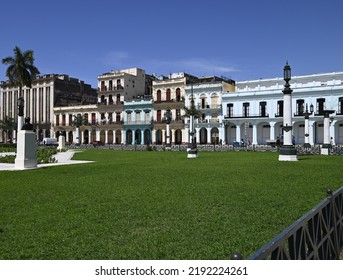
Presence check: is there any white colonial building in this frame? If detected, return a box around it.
[184,76,235,144]
[222,72,343,146]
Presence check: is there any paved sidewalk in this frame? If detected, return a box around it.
[0,150,94,171]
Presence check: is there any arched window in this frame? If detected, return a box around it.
[156,90,161,102]
[166,88,171,101]
[176,88,181,102]
[211,93,218,108]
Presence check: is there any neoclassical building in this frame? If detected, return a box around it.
[123,98,153,144]
[53,68,152,144]
[2,66,343,147]
[152,72,198,144]
[0,74,96,142]
[184,76,235,144]
[222,72,343,145]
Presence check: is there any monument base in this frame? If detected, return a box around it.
[187,149,198,158]
[321,144,332,155]
[57,135,66,151]
[15,130,37,170]
[278,145,298,161]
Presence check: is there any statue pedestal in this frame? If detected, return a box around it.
[15,130,37,170]
[57,135,66,151]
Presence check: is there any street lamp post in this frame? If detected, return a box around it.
[278,62,298,161]
[321,109,335,155]
[163,108,172,149]
[303,103,314,148]
[187,91,198,158]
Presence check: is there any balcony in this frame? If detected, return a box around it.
[224,113,269,119]
[198,105,222,112]
[124,120,153,126]
[98,85,124,93]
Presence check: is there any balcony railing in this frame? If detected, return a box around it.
[225,114,269,119]
[124,120,152,125]
[98,85,124,92]
[198,105,222,111]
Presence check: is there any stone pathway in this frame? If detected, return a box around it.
[0,150,94,171]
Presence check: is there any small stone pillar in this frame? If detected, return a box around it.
[15,118,37,169]
[57,135,65,151]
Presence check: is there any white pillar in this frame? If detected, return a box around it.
[304,117,309,144]
[279,76,297,161]
[252,124,257,145]
[283,93,292,146]
[207,127,211,144]
[309,121,314,146]
[236,125,241,143]
[270,122,275,141]
[196,128,200,144]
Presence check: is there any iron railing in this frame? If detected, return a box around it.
[247,187,343,260]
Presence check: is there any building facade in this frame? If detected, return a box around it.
[2,67,343,146]
[123,98,153,144]
[152,72,198,144]
[184,76,235,144]
[222,72,343,145]
[0,74,97,142]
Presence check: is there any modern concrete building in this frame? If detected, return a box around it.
[0,74,97,142]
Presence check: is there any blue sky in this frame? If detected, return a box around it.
[1,0,343,87]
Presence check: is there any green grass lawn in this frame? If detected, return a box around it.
[0,150,342,260]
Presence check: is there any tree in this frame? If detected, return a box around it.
[71,114,85,145]
[2,46,40,95]
[182,95,201,120]
[0,116,15,143]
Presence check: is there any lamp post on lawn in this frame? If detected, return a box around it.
[303,103,314,148]
[321,110,335,155]
[187,88,198,158]
[163,108,172,149]
[278,62,298,161]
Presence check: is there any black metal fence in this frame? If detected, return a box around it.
[248,187,343,260]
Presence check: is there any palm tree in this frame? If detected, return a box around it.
[183,95,201,120]
[2,46,40,132]
[2,46,40,94]
[0,116,15,143]
[71,114,85,145]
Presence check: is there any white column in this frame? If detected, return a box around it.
[252,124,257,145]
[207,127,211,144]
[236,124,241,143]
[330,120,336,145]
[309,121,314,146]
[283,93,292,146]
[196,128,200,144]
[105,130,108,144]
[269,122,275,140]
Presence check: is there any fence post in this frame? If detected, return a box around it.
[327,189,340,259]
